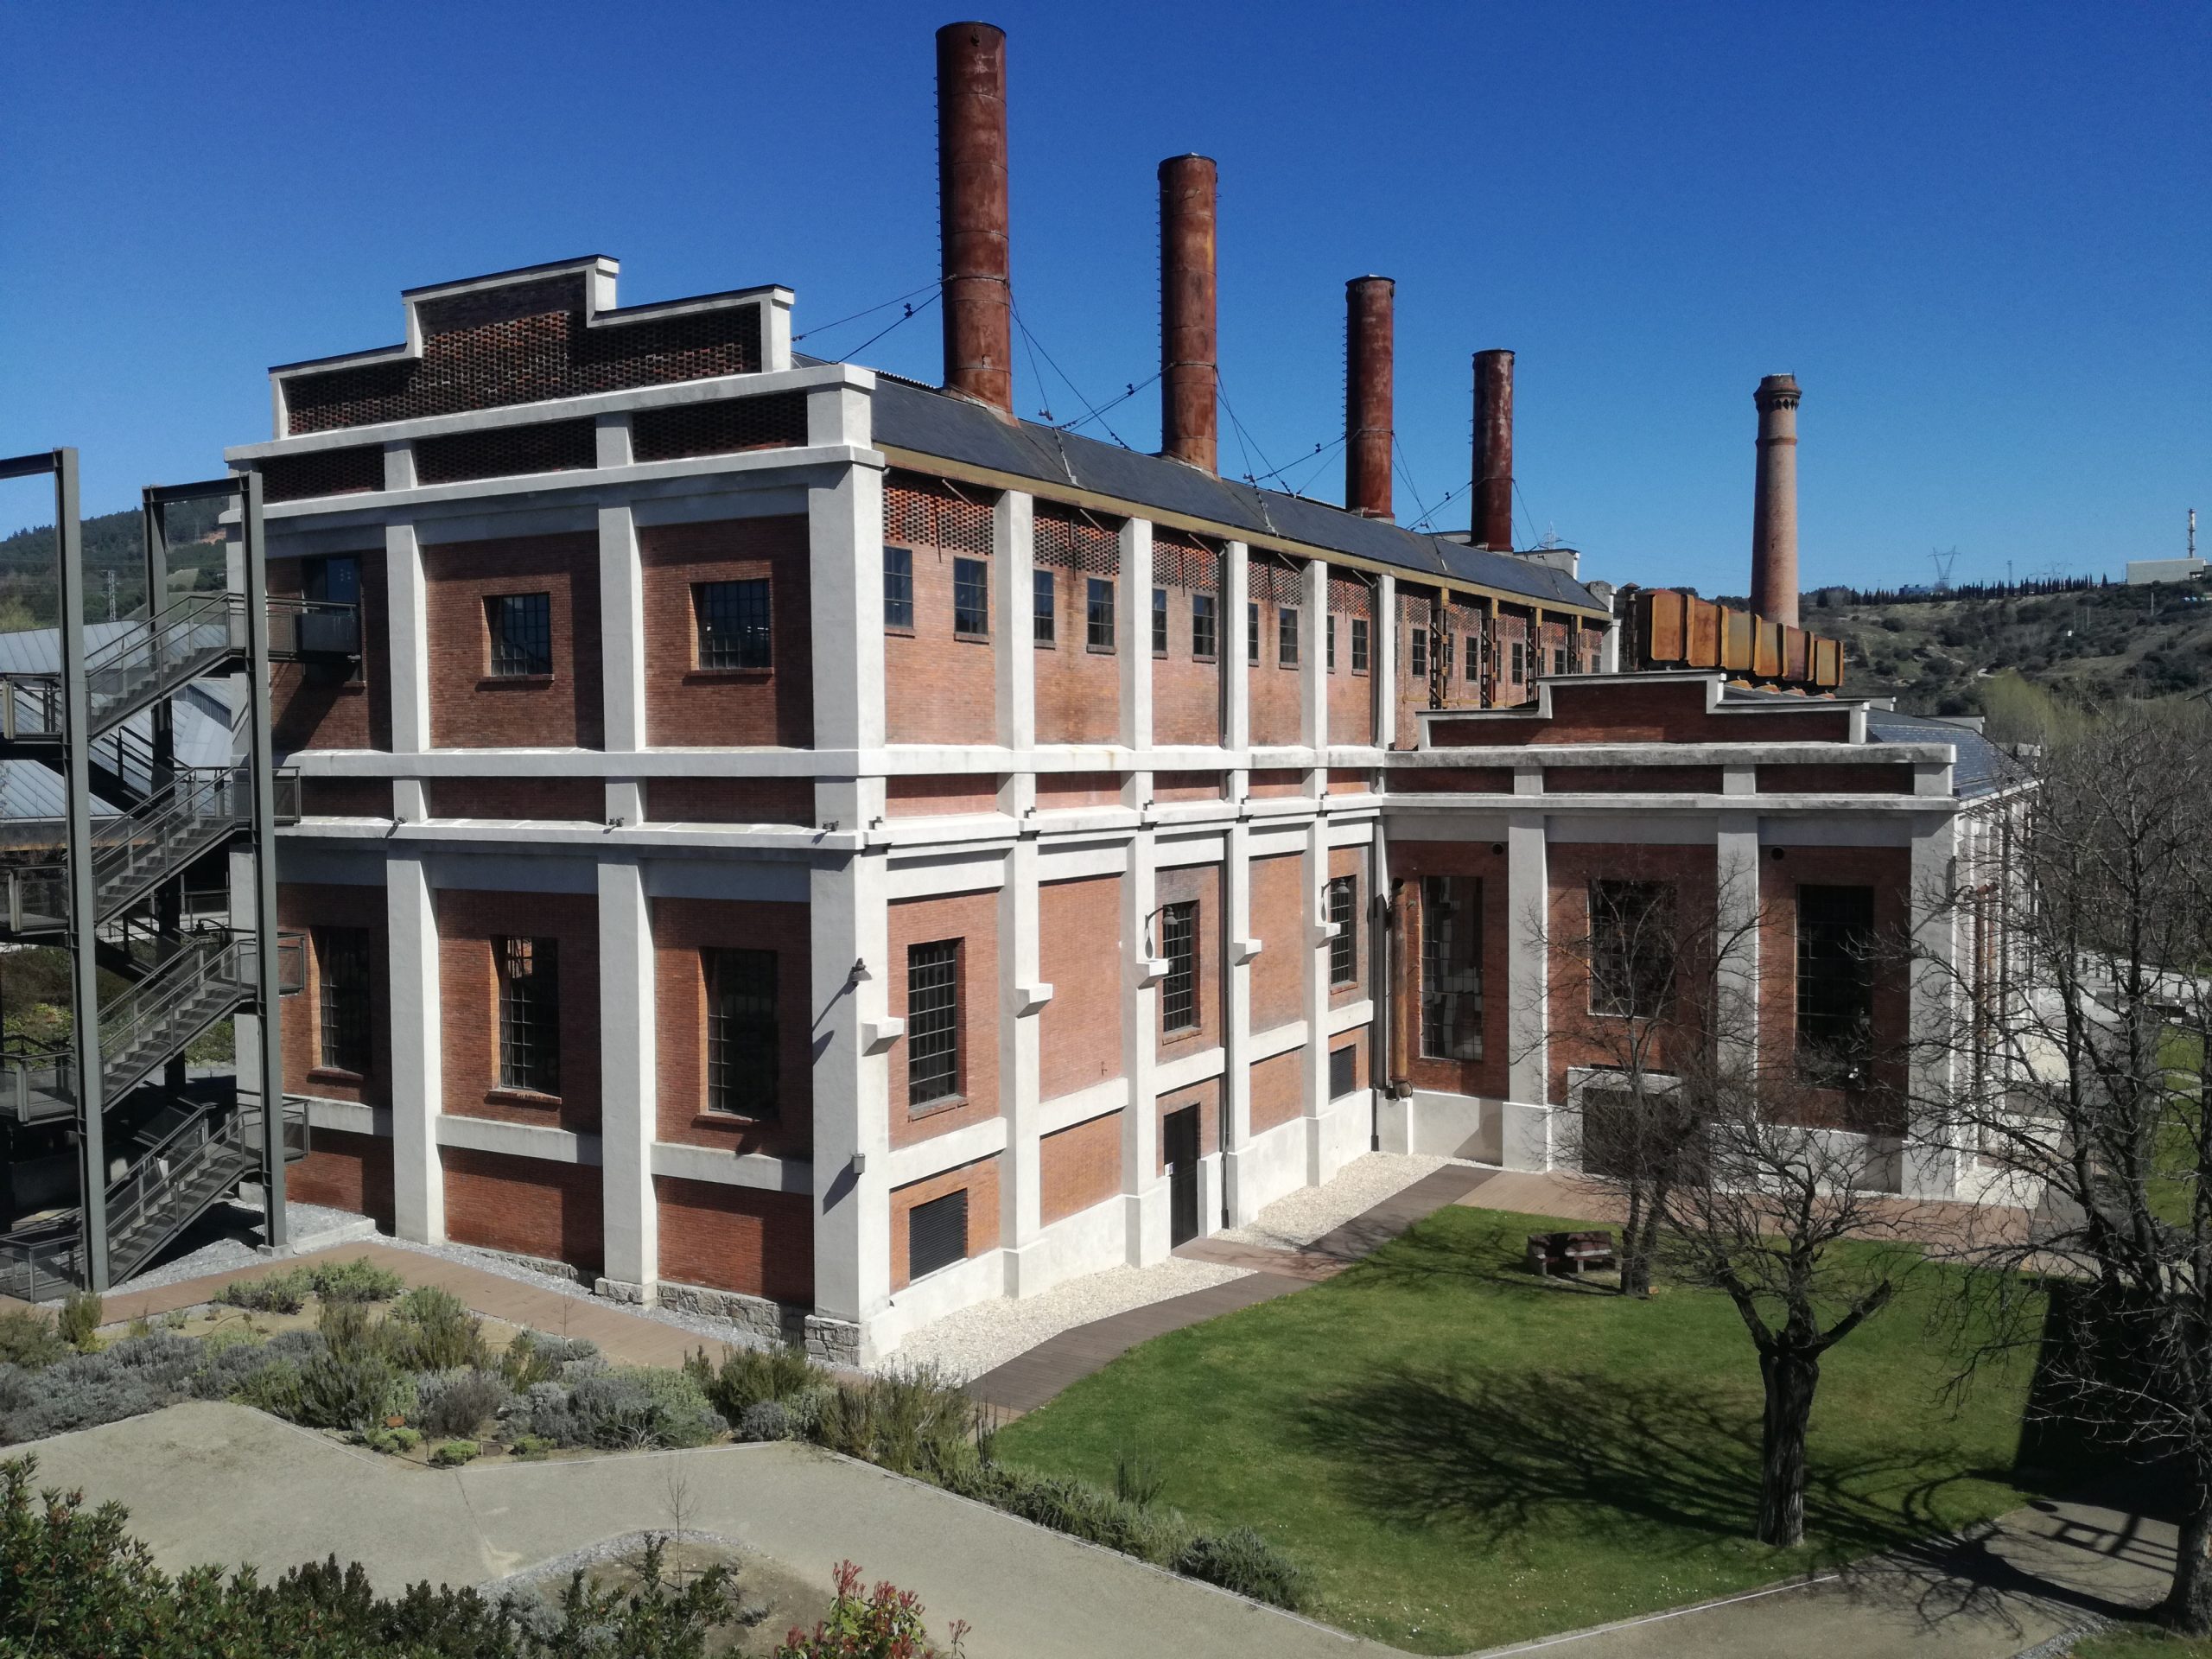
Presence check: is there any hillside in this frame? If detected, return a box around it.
[0,500,229,628]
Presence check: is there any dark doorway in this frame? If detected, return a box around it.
[1165,1104,1201,1247]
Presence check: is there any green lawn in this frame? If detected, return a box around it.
[995,1206,2042,1654]
[2076,1627,2212,1659]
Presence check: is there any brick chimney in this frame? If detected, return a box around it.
[1159,155,1218,472]
[1344,276,1394,518]
[1472,349,1514,550]
[1751,373,1802,626]
[937,22,1012,415]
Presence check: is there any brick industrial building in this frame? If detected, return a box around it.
[221,22,2017,1362]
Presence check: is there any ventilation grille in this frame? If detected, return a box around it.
[1327,574,1373,618]
[284,274,766,433]
[414,419,597,486]
[632,392,808,462]
[260,445,385,503]
[885,472,994,555]
[1033,502,1120,575]
[1151,530,1219,593]
[1249,556,1306,607]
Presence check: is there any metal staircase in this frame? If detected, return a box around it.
[0,451,354,1296]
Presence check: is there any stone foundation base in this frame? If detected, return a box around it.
[593,1277,654,1306]
[644,1281,862,1369]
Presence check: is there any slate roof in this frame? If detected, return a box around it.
[861,373,1606,613]
[1863,707,2017,798]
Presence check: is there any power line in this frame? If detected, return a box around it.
[1215,372,1282,486]
[840,290,940,362]
[1409,478,1474,534]
[1055,371,1160,435]
[1012,302,1135,448]
[1391,438,1439,532]
[791,278,943,344]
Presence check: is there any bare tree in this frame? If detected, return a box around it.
[1913,699,2212,1631]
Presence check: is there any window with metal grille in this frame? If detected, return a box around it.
[1590,880,1675,1019]
[1351,616,1370,673]
[954,559,988,638]
[1797,884,1876,1083]
[1279,607,1300,666]
[1160,900,1199,1034]
[260,445,385,503]
[1326,615,1336,671]
[695,579,771,670]
[315,926,372,1075]
[1192,594,1217,659]
[906,940,961,1107]
[1248,602,1262,664]
[498,937,560,1094]
[1554,647,1567,676]
[1420,875,1484,1059]
[705,948,778,1116]
[1329,1044,1358,1099]
[1328,876,1357,987]
[907,1189,969,1280]
[1033,569,1055,645]
[1410,627,1428,679]
[1511,640,1526,683]
[1152,588,1167,656]
[1466,634,1481,682]
[486,594,552,677]
[884,547,914,629]
[416,418,596,486]
[1086,578,1115,651]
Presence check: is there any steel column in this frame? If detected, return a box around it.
[239,469,287,1249]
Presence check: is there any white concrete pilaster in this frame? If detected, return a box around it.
[1904,813,1962,1199]
[1219,818,1255,1228]
[1121,519,1153,752]
[1715,810,1763,1081]
[1503,808,1551,1167]
[1300,818,1334,1184]
[1300,558,1328,771]
[595,857,657,1295]
[995,491,1035,762]
[386,521,429,823]
[811,852,891,1354]
[1121,832,1167,1263]
[386,855,443,1242]
[808,461,884,758]
[1373,573,1398,748]
[1001,836,1047,1291]
[599,502,645,828]
[1224,542,1250,753]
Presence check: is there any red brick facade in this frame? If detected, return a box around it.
[1249,1048,1304,1134]
[270,553,391,753]
[1039,1109,1122,1224]
[1249,853,1306,1033]
[288,1128,395,1228]
[1154,863,1222,1063]
[436,888,601,1134]
[1039,875,1124,1103]
[279,882,392,1107]
[642,778,815,824]
[887,889,1001,1147]
[654,1176,813,1302]
[441,1146,604,1276]
[640,516,813,748]
[652,897,813,1159]
[424,531,604,749]
[889,1156,1001,1290]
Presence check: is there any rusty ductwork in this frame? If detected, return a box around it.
[1751,373,1802,627]
[1472,348,1515,550]
[937,22,1012,416]
[1158,155,1218,473]
[1344,276,1394,518]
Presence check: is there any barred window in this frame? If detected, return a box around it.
[1326,614,1336,671]
[1553,647,1567,676]
[486,594,552,677]
[1419,876,1483,1059]
[1152,588,1168,656]
[1248,602,1261,665]
[906,940,961,1108]
[1798,884,1875,1084]
[954,558,988,638]
[1033,569,1056,645]
[1351,616,1370,673]
[705,948,779,1117]
[908,1189,968,1280]
[1511,640,1526,683]
[1466,634,1482,682]
[1160,900,1199,1034]
[1410,627,1428,679]
[1087,577,1115,651]
[1192,594,1217,660]
[1328,875,1357,987]
[497,937,560,1094]
[695,579,771,671]
[1279,607,1300,667]
[315,926,372,1075]
[884,547,915,629]
[1590,880,1675,1019]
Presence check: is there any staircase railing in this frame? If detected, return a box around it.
[0,1033,71,1124]
[266,597,360,659]
[94,928,305,1106]
[80,594,244,738]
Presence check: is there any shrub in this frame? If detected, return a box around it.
[1172,1528,1306,1610]
[308,1258,404,1303]
[413,1368,514,1439]
[776,1560,968,1658]
[0,1346,190,1444]
[689,1342,827,1425]
[362,1425,422,1455]
[317,1296,379,1359]
[511,1381,580,1446]
[506,1433,553,1460]
[429,1439,479,1467]
[815,1366,982,1478]
[0,1310,67,1371]
[296,1350,403,1432]
[216,1268,309,1314]
[385,1287,486,1372]
[569,1368,721,1450]
[736,1401,792,1443]
[947,1464,1185,1564]
[1114,1446,1166,1510]
[497,1329,596,1391]
[56,1289,102,1351]
[228,1356,306,1418]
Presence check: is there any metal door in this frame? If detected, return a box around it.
[1165,1104,1201,1246]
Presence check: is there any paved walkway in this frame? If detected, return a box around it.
[967,1165,1493,1416]
[23,1402,1382,1659]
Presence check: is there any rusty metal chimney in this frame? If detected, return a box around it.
[937,22,1012,416]
[1751,373,1802,626]
[1472,348,1515,550]
[1344,276,1394,518]
[1158,155,1218,473]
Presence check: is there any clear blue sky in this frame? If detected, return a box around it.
[3,1,2204,596]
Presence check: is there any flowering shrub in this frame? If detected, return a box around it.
[776,1560,969,1658]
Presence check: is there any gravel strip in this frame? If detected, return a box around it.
[75,1201,372,1305]
[1218,1152,1451,1249]
[886,1255,1249,1382]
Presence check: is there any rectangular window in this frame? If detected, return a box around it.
[1279,607,1300,667]
[1554,647,1567,676]
[1326,614,1336,671]
[1247,602,1261,665]
[304,554,360,607]
[1086,577,1115,651]
[497,937,560,1095]
[883,547,915,629]
[705,948,779,1117]
[906,939,962,1107]
[1192,594,1217,659]
[1351,616,1370,673]
[694,578,771,671]
[1327,875,1357,987]
[954,558,988,638]
[1590,880,1675,1019]
[1510,640,1526,683]
[486,594,552,677]
[315,926,372,1075]
[1152,588,1168,656]
[1798,884,1876,1083]
[1466,634,1481,682]
[1160,900,1199,1034]
[1033,568,1056,645]
[907,1189,969,1280]
[1419,875,1484,1059]
[1329,1044,1358,1099]
[1409,627,1428,679]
